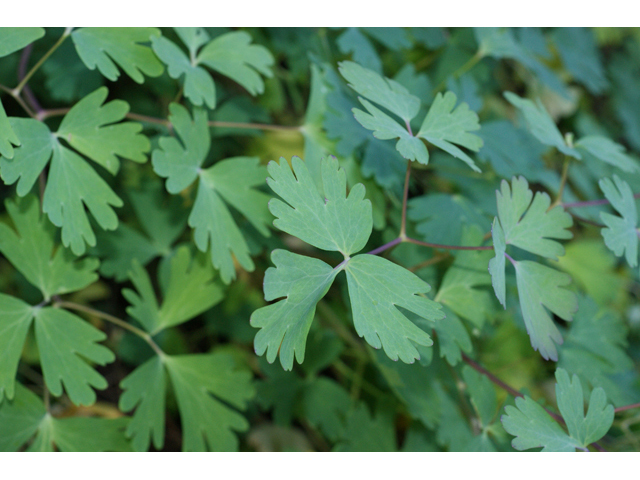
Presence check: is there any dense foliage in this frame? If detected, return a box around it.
[1,26,640,452]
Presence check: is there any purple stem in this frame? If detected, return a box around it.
[505,252,517,266]
[18,44,42,114]
[564,192,640,209]
[366,237,402,256]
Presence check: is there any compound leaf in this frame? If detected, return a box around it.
[495,176,573,259]
[599,175,638,268]
[0,98,20,159]
[267,156,372,257]
[57,86,149,175]
[250,250,339,370]
[417,91,483,172]
[344,254,443,363]
[72,27,163,83]
[164,353,255,451]
[0,27,44,57]
[34,307,114,406]
[119,356,166,452]
[504,92,580,158]
[515,261,578,361]
[197,31,274,96]
[151,34,216,109]
[339,60,420,122]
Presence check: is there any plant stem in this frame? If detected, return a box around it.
[550,156,571,210]
[0,83,36,118]
[209,120,301,132]
[405,236,494,251]
[14,27,72,95]
[615,402,640,414]
[408,252,451,272]
[400,161,412,240]
[55,300,165,357]
[366,237,402,256]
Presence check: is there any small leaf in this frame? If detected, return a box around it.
[599,175,638,268]
[488,218,506,308]
[72,27,163,83]
[0,295,34,401]
[0,98,20,159]
[504,92,580,158]
[57,86,149,175]
[417,91,483,172]
[575,135,639,173]
[197,31,274,96]
[35,307,115,406]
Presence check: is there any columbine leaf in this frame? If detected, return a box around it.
[0,294,34,401]
[344,254,442,363]
[417,91,483,172]
[250,250,339,370]
[0,27,44,57]
[123,246,223,335]
[119,356,166,452]
[0,195,98,301]
[352,97,429,164]
[197,31,274,96]
[575,136,639,173]
[30,416,132,452]
[0,98,20,159]
[495,176,573,260]
[336,28,383,74]
[71,27,163,83]
[339,60,420,122]
[151,34,216,109]
[34,307,114,406]
[599,175,639,268]
[553,27,608,95]
[44,142,123,255]
[502,396,579,452]
[504,92,580,158]
[462,366,497,428]
[164,353,255,451]
[152,104,269,282]
[334,403,396,452]
[57,86,149,175]
[514,261,577,361]
[267,156,372,257]
[556,368,615,448]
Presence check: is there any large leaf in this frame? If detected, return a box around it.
[0,27,45,57]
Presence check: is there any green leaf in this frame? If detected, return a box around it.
[599,175,638,268]
[299,377,351,441]
[197,31,274,96]
[553,28,608,95]
[0,194,99,301]
[433,307,472,366]
[504,92,580,158]
[0,118,53,196]
[495,176,573,259]
[514,261,577,361]
[123,246,223,335]
[151,35,216,109]
[174,27,210,56]
[267,156,372,257]
[31,416,132,452]
[0,382,46,451]
[344,254,442,363]
[164,353,255,451]
[462,366,497,428]
[0,98,20,159]
[152,104,209,193]
[352,97,428,164]
[0,27,44,57]
[57,86,150,175]
[502,396,579,452]
[250,250,339,370]
[417,91,483,172]
[334,403,396,452]
[575,135,639,173]
[43,142,123,255]
[0,295,34,401]
[119,356,166,451]
[488,218,507,308]
[35,307,114,406]
[339,60,420,122]
[71,27,163,83]
[501,368,614,451]
[191,157,272,283]
[336,28,383,74]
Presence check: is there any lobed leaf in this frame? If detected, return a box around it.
[0,27,44,57]
[0,98,20,159]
